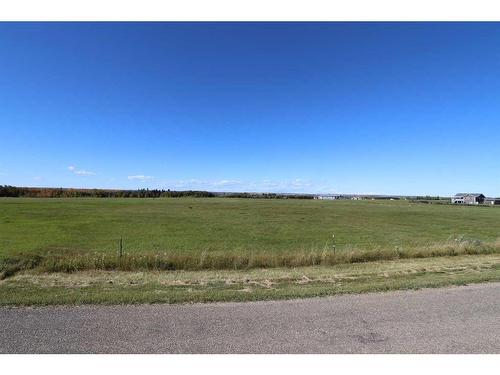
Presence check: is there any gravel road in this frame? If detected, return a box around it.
[1,283,499,353]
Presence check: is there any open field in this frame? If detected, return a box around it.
[2,198,500,272]
[1,197,500,304]
[2,197,500,256]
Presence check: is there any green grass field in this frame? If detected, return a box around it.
[1,197,500,304]
[2,197,500,257]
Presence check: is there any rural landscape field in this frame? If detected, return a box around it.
[2,20,500,356]
[1,197,499,305]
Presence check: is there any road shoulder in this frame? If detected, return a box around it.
[1,254,499,306]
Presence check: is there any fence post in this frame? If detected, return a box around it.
[119,237,123,258]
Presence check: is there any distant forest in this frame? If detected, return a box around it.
[0,185,314,199]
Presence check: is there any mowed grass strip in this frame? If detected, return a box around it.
[1,254,499,305]
[1,197,500,274]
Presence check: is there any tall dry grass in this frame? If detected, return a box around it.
[22,238,500,274]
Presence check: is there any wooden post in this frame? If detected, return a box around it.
[119,237,123,258]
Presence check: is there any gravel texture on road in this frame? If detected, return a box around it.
[1,283,499,353]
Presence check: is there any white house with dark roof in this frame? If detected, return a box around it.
[452,193,485,205]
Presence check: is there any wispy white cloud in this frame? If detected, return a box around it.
[211,179,242,187]
[68,166,95,176]
[33,176,43,181]
[128,175,154,181]
[75,170,95,176]
[159,178,335,194]
[255,179,314,191]
[169,179,205,188]
[168,179,242,189]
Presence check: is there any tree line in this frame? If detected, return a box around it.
[414,196,442,200]
[0,186,215,198]
[0,185,314,199]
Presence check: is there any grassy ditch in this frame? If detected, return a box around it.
[1,254,499,305]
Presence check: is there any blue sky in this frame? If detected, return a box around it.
[1,22,499,195]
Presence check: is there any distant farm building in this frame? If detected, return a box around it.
[452,193,485,205]
[484,197,500,205]
[315,195,341,200]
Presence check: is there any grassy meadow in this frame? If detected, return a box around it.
[1,197,500,304]
[2,197,500,256]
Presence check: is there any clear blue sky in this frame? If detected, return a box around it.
[1,22,499,196]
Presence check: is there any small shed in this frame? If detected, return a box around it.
[484,197,500,205]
